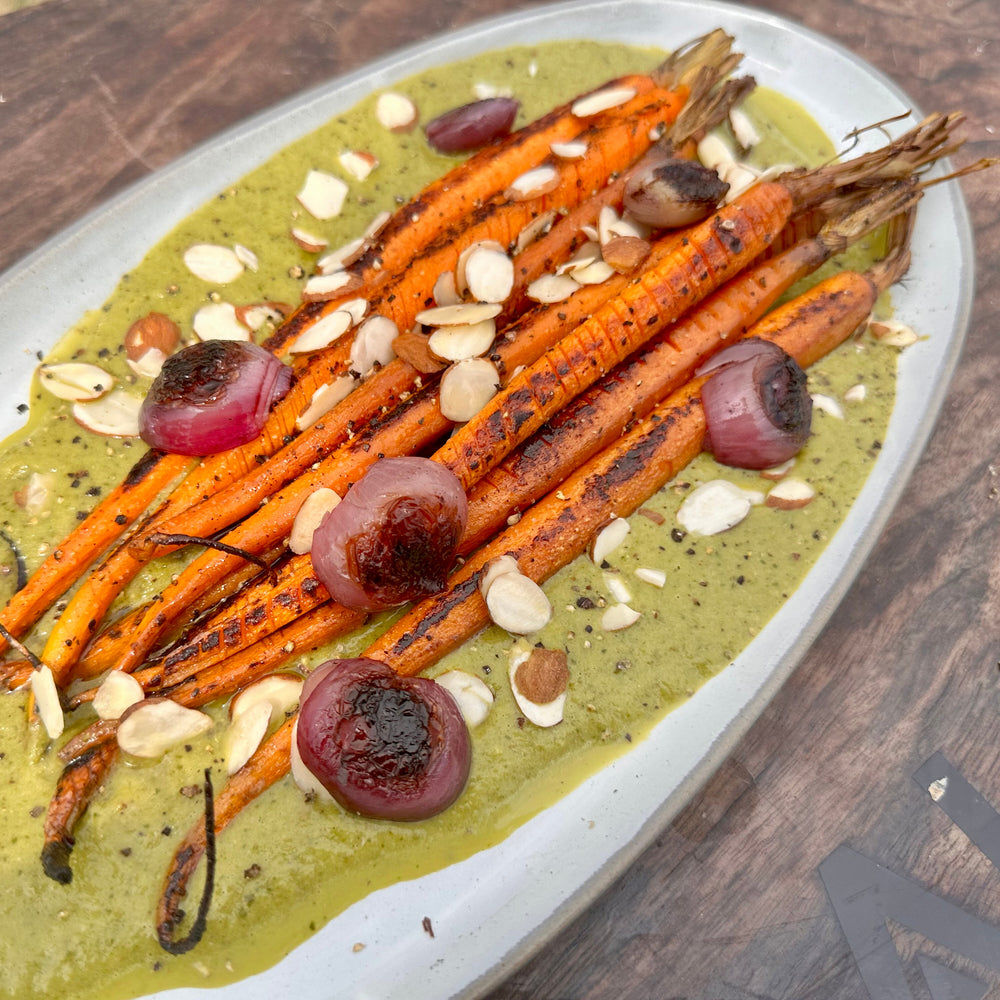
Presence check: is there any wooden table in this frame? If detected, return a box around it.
[2,1,999,997]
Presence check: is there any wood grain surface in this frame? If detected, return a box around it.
[2,1,999,998]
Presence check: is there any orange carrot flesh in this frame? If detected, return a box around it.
[0,449,191,660]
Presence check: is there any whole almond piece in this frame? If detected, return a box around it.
[124,312,180,361]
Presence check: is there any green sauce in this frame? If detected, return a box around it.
[0,41,896,1000]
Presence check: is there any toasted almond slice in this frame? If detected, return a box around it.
[290,717,334,801]
[550,139,588,159]
[226,700,271,775]
[183,243,244,284]
[392,330,448,374]
[350,314,398,375]
[234,243,259,272]
[508,164,560,201]
[295,374,356,431]
[126,345,168,380]
[479,554,521,599]
[236,302,291,333]
[601,602,641,631]
[868,318,918,347]
[526,272,579,304]
[486,570,552,634]
[676,479,756,536]
[605,573,633,605]
[301,270,363,302]
[14,472,54,514]
[455,240,506,296]
[571,85,636,117]
[288,309,354,355]
[289,487,342,554]
[434,670,494,728]
[722,162,760,202]
[93,670,144,721]
[72,389,141,438]
[811,392,844,419]
[364,210,391,241]
[556,241,602,275]
[697,133,736,172]
[590,517,630,564]
[291,227,329,253]
[514,209,557,252]
[125,312,180,360]
[568,259,615,286]
[37,362,115,402]
[297,169,349,220]
[765,478,815,510]
[844,383,867,403]
[439,358,500,422]
[117,700,213,758]
[375,91,418,132]
[729,107,761,152]
[340,298,369,325]
[415,301,502,327]
[760,458,796,481]
[230,674,303,722]
[635,566,667,588]
[317,236,365,274]
[30,665,64,740]
[463,245,514,304]
[508,643,568,727]
[427,319,496,362]
[339,150,378,181]
[193,301,250,342]
[433,270,461,307]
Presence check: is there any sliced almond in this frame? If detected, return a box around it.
[454,241,506,296]
[415,302,501,327]
[590,517,630,565]
[432,270,461,307]
[14,472,54,514]
[317,236,365,274]
[439,358,500,422]
[295,374,356,431]
[571,85,636,117]
[567,258,615,286]
[508,164,560,201]
[117,699,213,758]
[226,700,271,775]
[124,312,180,361]
[391,330,448,375]
[291,227,329,253]
[288,309,354,354]
[434,670,494,728]
[234,243,259,272]
[601,602,641,631]
[604,573,632,605]
[760,458,796,481]
[556,241,601,275]
[192,301,250,342]
[635,566,666,588]
[289,487,342,554]
[230,673,303,722]
[478,554,521,599]
[526,272,579,304]
[183,243,245,284]
[729,107,761,153]
[868,318,918,347]
[485,570,552,634]
[290,717,334,801]
[697,133,736,173]
[297,169,349,220]
[30,665,64,740]
[765,478,815,510]
[427,319,496,362]
[514,210,556,252]
[463,245,514,304]
[93,670,144,721]
[676,479,756,536]
[37,362,115,402]
[301,270,363,302]
[339,150,378,181]
[550,139,588,159]
[72,389,141,438]
[350,314,398,375]
[811,392,844,420]
[364,210,391,241]
[843,383,867,403]
[508,643,568,727]
[236,301,292,333]
[375,91,418,132]
[126,349,167,379]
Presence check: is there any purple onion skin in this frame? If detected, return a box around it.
[138,340,291,456]
[311,457,468,612]
[424,97,519,154]
[701,338,812,470]
[297,658,472,821]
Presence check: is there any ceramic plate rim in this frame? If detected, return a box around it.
[0,2,973,999]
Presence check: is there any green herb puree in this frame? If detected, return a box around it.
[0,40,897,1000]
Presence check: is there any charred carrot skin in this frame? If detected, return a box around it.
[0,449,191,663]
